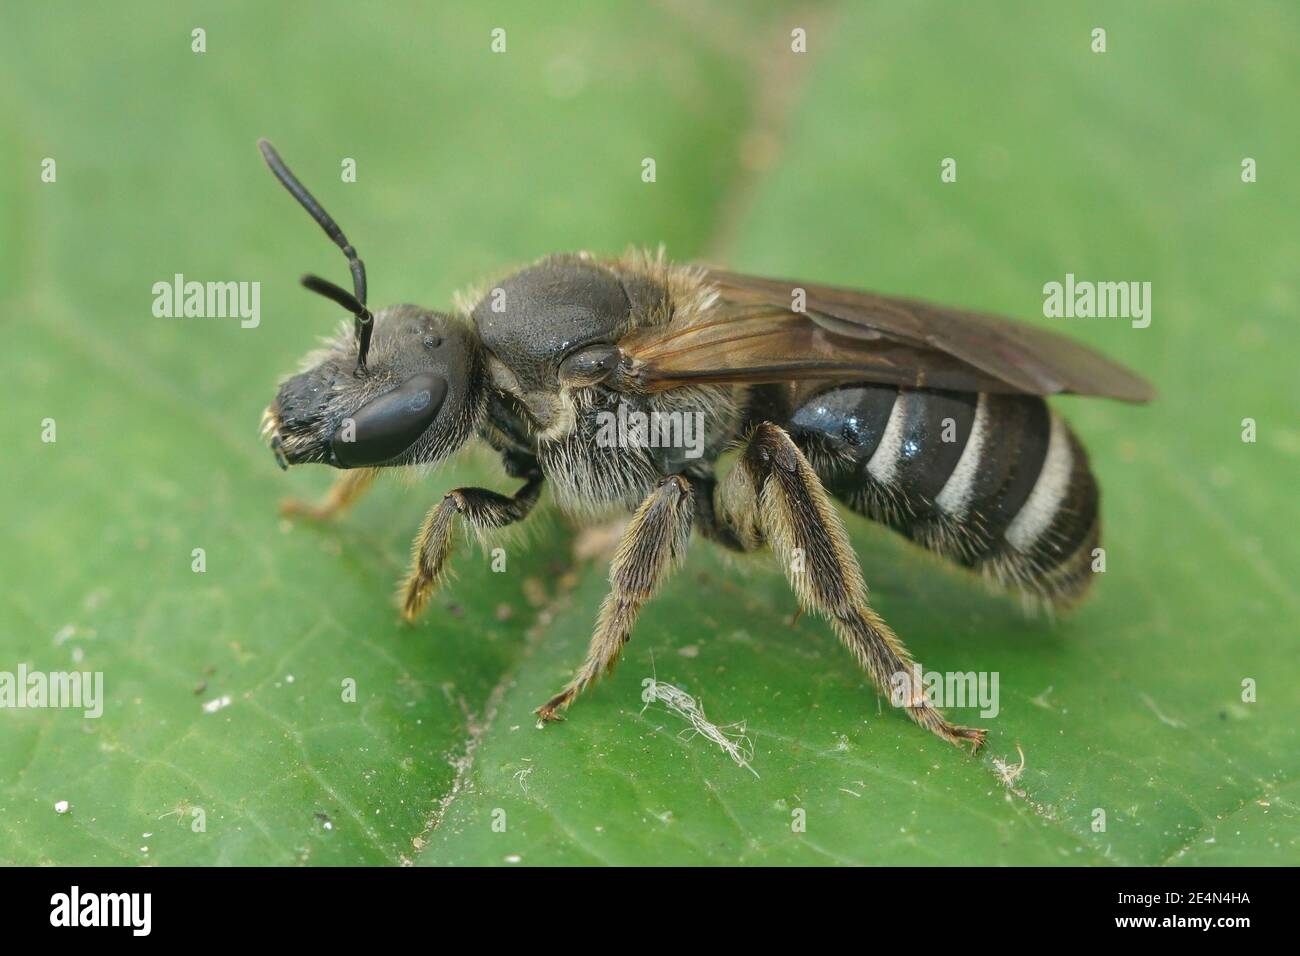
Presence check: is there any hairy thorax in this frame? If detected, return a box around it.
[515,383,742,518]
[470,251,744,519]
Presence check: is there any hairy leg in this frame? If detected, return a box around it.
[719,423,986,751]
[536,475,693,721]
[280,468,378,521]
[402,474,544,621]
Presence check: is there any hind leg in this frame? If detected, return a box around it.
[718,423,986,752]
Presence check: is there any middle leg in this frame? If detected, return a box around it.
[536,475,694,721]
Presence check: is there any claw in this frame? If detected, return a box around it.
[948,724,987,755]
[534,696,570,723]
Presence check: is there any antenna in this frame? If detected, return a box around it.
[258,139,374,371]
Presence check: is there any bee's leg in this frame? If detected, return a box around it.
[719,423,986,752]
[280,468,378,521]
[401,473,544,621]
[536,475,694,722]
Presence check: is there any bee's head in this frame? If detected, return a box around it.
[256,140,483,470]
[264,306,483,469]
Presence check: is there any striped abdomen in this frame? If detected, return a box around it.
[786,384,1100,605]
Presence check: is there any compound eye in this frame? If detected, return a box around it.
[331,373,447,467]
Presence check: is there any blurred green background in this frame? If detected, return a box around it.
[1,1,1296,866]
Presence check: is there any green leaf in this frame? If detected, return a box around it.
[2,1,1296,867]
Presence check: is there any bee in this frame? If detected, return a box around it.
[257,140,1154,752]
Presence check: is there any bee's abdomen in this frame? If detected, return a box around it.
[787,385,1100,606]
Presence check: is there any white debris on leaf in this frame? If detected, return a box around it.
[512,766,534,794]
[202,694,232,714]
[641,678,758,777]
[989,744,1059,820]
[54,800,69,814]
[992,744,1026,787]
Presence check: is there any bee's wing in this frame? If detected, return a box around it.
[619,269,1155,401]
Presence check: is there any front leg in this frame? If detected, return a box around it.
[280,468,378,521]
[401,473,543,621]
[720,423,986,752]
[536,475,694,721]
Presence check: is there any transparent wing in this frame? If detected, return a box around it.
[620,270,1155,402]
